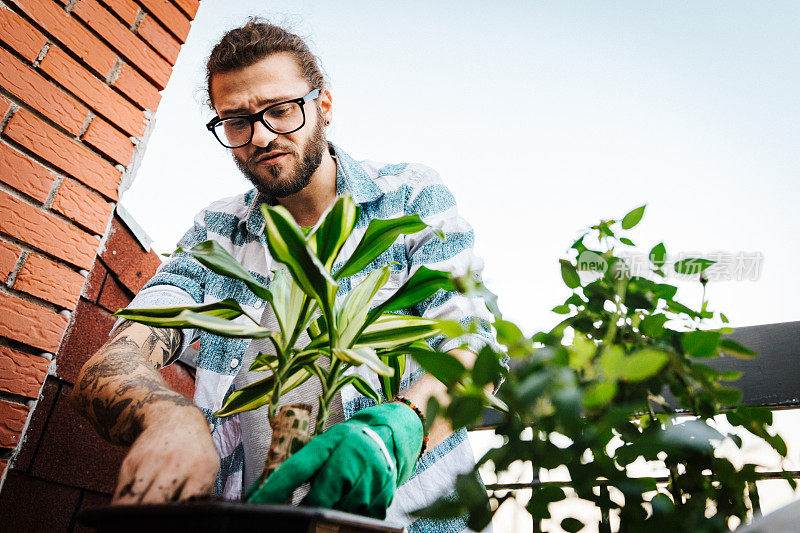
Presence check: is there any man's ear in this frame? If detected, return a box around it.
[319,87,333,125]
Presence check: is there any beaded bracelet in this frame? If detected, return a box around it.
[392,395,429,459]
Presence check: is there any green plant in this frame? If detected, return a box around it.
[116,195,500,487]
[413,205,791,532]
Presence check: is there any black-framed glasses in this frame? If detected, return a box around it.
[206,88,321,148]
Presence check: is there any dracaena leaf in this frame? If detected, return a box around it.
[282,367,314,394]
[335,215,429,280]
[114,299,246,320]
[334,374,382,404]
[307,195,360,269]
[332,347,394,376]
[355,314,444,350]
[366,267,455,324]
[337,266,390,347]
[115,309,271,339]
[261,204,338,311]
[214,374,275,417]
[249,334,283,371]
[307,315,326,338]
[269,269,317,350]
[184,240,273,303]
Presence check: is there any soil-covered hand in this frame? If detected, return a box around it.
[248,402,422,519]
[113,406,220,504]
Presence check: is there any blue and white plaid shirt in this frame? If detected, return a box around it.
[126,144,497,532]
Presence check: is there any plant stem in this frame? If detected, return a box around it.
[315,359,344,434]
[602,279,627,346]
[285,297,313,352]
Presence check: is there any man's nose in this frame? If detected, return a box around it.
[250,120,278,148]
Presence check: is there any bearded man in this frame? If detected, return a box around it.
[72,18,499,533]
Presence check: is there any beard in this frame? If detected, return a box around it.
[234,113,327,199]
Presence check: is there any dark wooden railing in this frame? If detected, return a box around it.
[473,321,800,532]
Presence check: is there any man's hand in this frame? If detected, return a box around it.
[248,403,423,518]
[114,404,219,504]
[72,320,220,504]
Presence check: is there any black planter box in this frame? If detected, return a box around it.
[78,501,405,533]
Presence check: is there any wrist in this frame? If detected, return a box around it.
[143,396,205,431]
[390,396,429,459]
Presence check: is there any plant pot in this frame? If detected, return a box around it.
[77,500,405,533]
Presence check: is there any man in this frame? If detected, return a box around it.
[72,19,497,532]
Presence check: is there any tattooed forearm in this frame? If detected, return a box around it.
[109,321,183,369]
[72,323,192,446]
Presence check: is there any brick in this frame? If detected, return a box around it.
[0,45,89,136]
[0,5,48,62]
[7,0,117,77]
[30,382,127,492]
[0,291,69,352]
[39,45,146,137]
[158,361,195,400]
[0,190,97,270]
[138,13,180,65]
[81,116,133,166]
[172,0,199,19]
[13,377,59,471]
[72,0,171,89]
[0,470,81,531]
[83,259,107,302]
[98,0,139,26]
[112,61,161,111]
[5,109,121,201]
[0,345,49,398]
[51,177,113,234]
[0,142,56,203]
[51,177,115,235]
[138,0,190,42]
[101,217,161,293]
[55,299,116,383]
[97,271,131,313]
[14,252,86,309]
[0,399,30,449]
[0,240,21,279]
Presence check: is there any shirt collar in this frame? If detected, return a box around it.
[241,142,383,237]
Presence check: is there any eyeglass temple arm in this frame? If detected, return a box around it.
[303,88,321,103]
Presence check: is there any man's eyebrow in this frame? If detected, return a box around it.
[219,95,297,117]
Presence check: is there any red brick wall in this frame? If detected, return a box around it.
[0,0,199,529]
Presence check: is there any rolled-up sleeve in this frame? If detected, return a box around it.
[403,165,499,356]
[111,209,210,360]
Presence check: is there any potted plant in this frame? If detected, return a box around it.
[80,195,505,532]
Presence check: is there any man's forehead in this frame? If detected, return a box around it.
[211,53,309,114]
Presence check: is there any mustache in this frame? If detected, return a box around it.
[247,143,296,165]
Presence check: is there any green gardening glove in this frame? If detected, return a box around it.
[248,402,423,519]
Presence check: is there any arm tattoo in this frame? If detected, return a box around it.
[72,324,193,446]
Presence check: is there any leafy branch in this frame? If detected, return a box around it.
[412,205,789,532]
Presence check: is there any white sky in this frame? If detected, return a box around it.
[124,1,800,334]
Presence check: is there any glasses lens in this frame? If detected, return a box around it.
[215,118,252,148]
[262,102,304,133]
